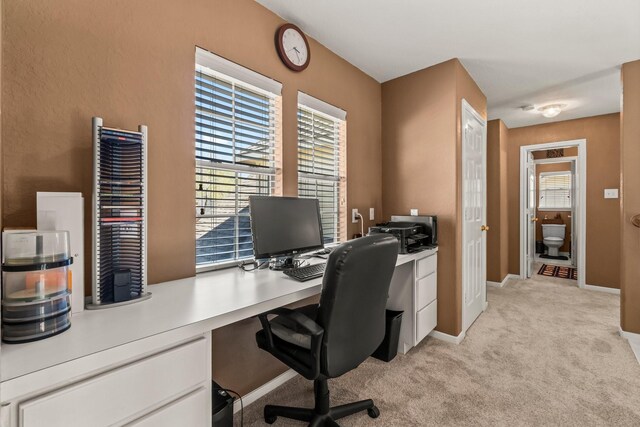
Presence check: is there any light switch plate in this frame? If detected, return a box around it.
[604,189,619,199]
[352,208,359,223]
[410,209,419,216]
[369,208,375,221]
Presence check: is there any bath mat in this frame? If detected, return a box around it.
[538,264,577,280]
[540,254,569,261]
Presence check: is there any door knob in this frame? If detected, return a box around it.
[531,217,539,222]
[481,225,490,231]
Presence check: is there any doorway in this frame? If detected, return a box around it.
[462,99,488,332]
[519,140,586,288]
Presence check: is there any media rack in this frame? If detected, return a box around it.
[88,117,150,309]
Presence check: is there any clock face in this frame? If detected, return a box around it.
[276,24,310,71]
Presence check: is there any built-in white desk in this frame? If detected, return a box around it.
[0,248,437,427]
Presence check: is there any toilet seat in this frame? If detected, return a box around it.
[543,237,563,242]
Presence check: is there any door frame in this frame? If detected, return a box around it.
[534,156,577,265]
[519,139,586,288]
[461,99,487,332]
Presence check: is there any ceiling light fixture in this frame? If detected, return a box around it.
[539,104,564,118]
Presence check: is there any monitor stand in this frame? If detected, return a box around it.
[269,256,298,271]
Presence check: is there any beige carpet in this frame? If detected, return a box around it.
[237,271,640,426]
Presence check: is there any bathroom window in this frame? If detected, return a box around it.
[539,172,572,210]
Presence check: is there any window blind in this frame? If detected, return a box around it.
[297,103,346,244]
[539,172,571,209]
[195,60,281,269]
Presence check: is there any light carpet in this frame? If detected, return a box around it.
[237,272,640,426]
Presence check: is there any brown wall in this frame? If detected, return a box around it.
[2,0,382,395]
[536,162,572,253]
[486,120,509,283]
[381,59,486,336]
[382,60,458,335]
[620,60,640,333]
[507,114,621,288]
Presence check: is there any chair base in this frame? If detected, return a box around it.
[263,378,380,426]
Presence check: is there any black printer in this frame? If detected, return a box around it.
[368,215,437,254]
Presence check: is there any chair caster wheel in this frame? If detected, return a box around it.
[264,407,277,424]
[367,406,380,419]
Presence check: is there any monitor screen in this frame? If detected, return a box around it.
[249,196,324,259]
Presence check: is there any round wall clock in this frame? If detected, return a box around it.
[275,23,310,72]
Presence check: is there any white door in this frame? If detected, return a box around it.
[462,100,487,332]
[525,153,537,278]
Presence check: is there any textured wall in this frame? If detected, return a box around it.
[507,114,621,289]
[620,60,640,333]
[486,119,509,283]
[2,0,382,395]
[382,59,486,336]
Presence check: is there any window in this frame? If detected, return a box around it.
[538,171,571,210]
[297,93,347,244]
[195,48,282,270]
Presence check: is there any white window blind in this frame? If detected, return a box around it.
[539,172,571,210]
[297,97,346,244]
[195,50,281,269]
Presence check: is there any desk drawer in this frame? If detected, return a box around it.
[416,300,437,344]
[416,273,437,310]
[416,254,436,279]
[19,337,208,427]
[127,386,210,427]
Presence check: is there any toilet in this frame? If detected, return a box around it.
[542,224,566,257]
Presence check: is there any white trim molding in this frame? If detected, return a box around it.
[584,284,621,295]
[298,92,347,121]
[487,274,518,288]
[233,369,298,413]
[619,328,640,365]
[519,139,586,289]
[196,46,283,96]
[429,329,466,345]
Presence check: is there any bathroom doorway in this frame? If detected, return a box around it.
[519,140,586,288]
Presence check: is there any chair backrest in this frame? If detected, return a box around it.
[316,234,399,377]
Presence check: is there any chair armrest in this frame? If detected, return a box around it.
[257,307,324,354]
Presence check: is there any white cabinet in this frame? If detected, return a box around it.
[127,387,210,427]
[387,250,438,354]
[416,300,438,343]
[2,334,211,427]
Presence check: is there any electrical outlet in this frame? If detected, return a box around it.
[410,209,418,216]
[604,189,619,199]
[352,208,359,223]
[369,208,375,221]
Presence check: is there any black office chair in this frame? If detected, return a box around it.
[255,234,399,426]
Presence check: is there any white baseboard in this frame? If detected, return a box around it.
[619,328,640,343]
[487,274,517,288]
[429,329,466,345]
[233,369,298,413]
[619,327,640,365]
[584,284,621,295]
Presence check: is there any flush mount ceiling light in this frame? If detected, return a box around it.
[539,104,565,118]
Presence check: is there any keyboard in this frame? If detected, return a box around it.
[283,263,326,282]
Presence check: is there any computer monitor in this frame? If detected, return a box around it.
[249,196,324,261]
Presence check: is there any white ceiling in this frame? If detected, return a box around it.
[256,0,640,128]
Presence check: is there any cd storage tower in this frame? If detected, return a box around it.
[88,117,151,309]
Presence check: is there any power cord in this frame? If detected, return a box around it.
[355,212,365,237]
[216,386,244,427]
[238,260,268,272]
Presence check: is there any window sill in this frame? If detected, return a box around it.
[196,259,251,274]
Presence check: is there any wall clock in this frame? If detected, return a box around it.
[275,23,310,72]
